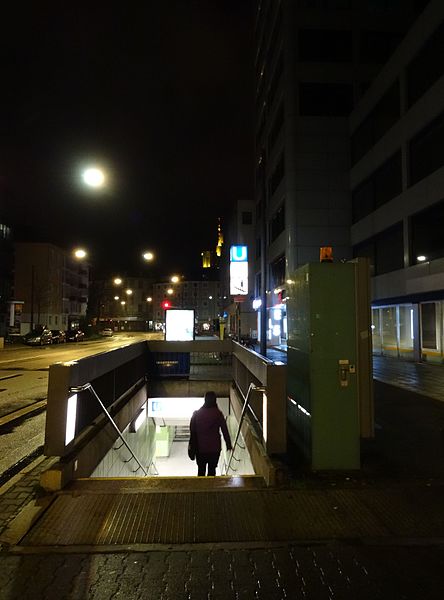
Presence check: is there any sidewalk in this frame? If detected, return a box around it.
[1,356,444,598]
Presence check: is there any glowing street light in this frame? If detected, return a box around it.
[171,275,179,283]
[146,297,152,302]
[167,288,174,295]
[114,296,119,300]
[143,251,154,262]
[113,278,122,285]
[73,248,87,260]
[82,167,105,188]
[125,289,133,296]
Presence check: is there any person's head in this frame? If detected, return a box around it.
[204,391,217,408]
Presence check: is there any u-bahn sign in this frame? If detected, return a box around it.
[230,245,248,296]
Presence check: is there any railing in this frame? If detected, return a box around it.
[70,382,149,476]
[226,383,266,474]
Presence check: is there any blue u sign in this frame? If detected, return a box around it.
[230,245,248,262]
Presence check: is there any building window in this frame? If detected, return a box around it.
[270,203,285,243]
[242,211,253,225]
[351,81,400,165]
[298,29,353,62]
[270,254,286,287]
[268,53,283,108]
[269,154,285,197]
[352,151,402,223]
[353,222,403,275]
[359,30,403,63]
[407,19,444,108]
[268,6,282,61]
[299,82,353,116]
[410,198,444,264]
[269,103,284,151]
[421,303,437,350]
[409,109,444,187]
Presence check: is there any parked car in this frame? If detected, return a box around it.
[23,328,53,346]
[50,329,66,344]
[99,328,113,337]
[66,329,85,342]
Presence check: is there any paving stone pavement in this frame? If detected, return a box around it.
[1,545,444,599]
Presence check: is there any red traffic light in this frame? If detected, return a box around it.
[161,300,171,310]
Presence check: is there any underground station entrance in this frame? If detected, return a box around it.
[10,339,285,547]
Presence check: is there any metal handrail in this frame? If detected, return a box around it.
[225,383,266,474]
[70,382,148,476]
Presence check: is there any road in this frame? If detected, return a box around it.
[0,332,162,480]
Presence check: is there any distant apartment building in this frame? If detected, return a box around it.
[153,279,220,332]
[94,276,154,331]
[0,222,14,337]
[254,0,427,347]
[350,0,444,363]
[13,242,89,334]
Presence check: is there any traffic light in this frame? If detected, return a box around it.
[161,300,171,310]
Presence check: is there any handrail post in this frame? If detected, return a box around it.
[226,383,266,474]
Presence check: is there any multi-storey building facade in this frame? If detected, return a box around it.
[254,0,427,347]
[153,279,221,332]
[13,242,89,334]
[94,276,155,331]
[0,223,14,337]
[350,0,444,363]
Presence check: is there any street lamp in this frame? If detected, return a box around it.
[73,248,87,260]
[113,277,122,286]
[82,167,106,188]
[142,251,154,262]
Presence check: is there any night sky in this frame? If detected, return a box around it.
[0,1,255,279]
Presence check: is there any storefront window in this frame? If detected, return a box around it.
[421,302,437,349]
[381,306,397,357]
[421,302,442,363]
[398,304,414,360]
[371,308,382,354]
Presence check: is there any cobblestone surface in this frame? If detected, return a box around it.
[0,546,443,599]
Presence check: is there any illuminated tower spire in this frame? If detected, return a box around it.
[216,217,224,258]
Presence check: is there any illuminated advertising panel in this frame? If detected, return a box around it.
[165,309,194,341]
[230,245,248,296]
[148,397,204,419]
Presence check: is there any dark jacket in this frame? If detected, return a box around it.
[190,406,232,454]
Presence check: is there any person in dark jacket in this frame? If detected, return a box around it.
[190,391,232,476]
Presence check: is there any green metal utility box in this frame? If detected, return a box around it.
[286,261,372,470]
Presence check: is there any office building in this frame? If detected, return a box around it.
[350,0,444,363]
[254,0,428,348]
